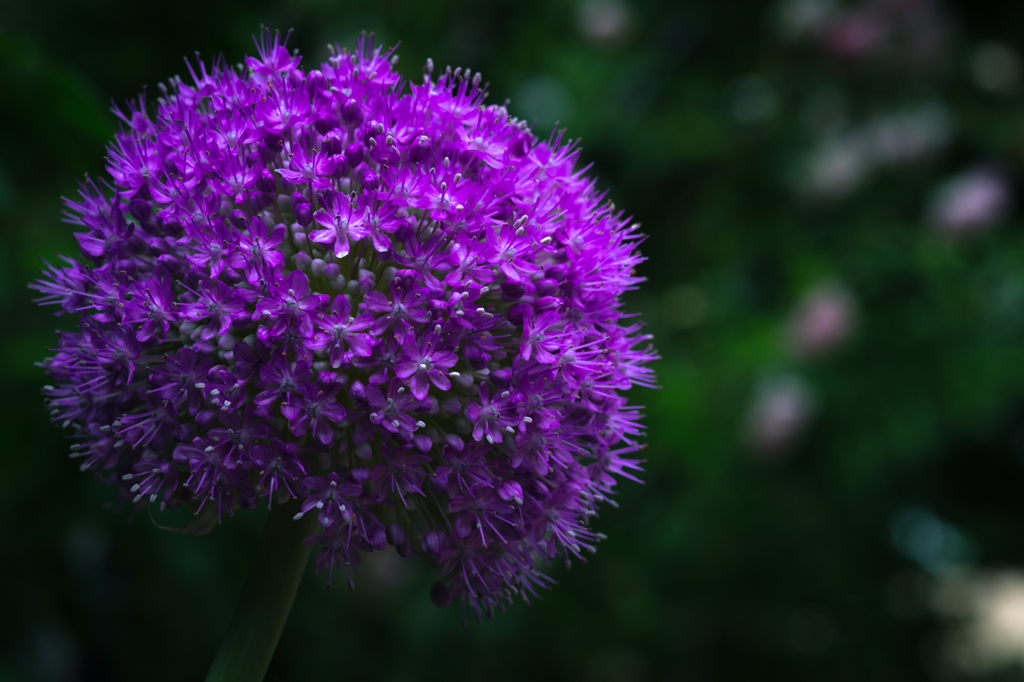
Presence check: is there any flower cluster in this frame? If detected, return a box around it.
[33,30,656,617]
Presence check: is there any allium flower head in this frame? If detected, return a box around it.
[33,29,656,618]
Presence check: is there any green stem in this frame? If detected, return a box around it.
[205,500,316,682]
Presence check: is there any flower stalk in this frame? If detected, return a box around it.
[206,501,316,682]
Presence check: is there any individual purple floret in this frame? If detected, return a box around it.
[32,28,657,620]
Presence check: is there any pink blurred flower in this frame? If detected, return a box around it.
[928,167,1011,237]
[787,283,856,359]
[819,10,888,60]
[812,0,947,67]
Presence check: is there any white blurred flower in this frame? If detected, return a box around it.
[774,0,837,42]
[577,0,632,45]
[928,166,1011,237]
[865,103,951,165]
[802,104,950,198]
[804,132,873,197]
[745,375,815,456]
[787,283,855,359]
[933,570,1024,674]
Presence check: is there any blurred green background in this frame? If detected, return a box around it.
[7,0,1024,679]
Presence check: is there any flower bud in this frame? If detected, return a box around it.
[507,302,530,326]
[305,69,326,93]
[500,281,527,301]
[255,168,277,193]
[407,133,432,163]
[229,209,249,232]
[322,130,345,156]
[159,217,184,239]
[535,278,559,297]
[422,530,445,555]
[341,98,363,124]
[129,198,153,223]
[345,143,364,169]
[489,368,512,388]
[315,112,340,134]
[360,166,380,191]
[385,523,405,546]
[498,480,524,506]
[294,203,314,227]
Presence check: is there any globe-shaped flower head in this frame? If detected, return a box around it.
[33,30,657,617]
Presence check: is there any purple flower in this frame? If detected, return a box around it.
[280,381,346,444]
[182,279,247,341]
[372,442,431,506]
[395,333,458,400]
[149,348,211,415]
[365,378,422,438]
[254,352,311,410]
[251,438,307,504]
[33,30,655,618]
[276,144,338,185]
[300,472,362,527]
[310,190,371,258]
[253,270,328,340]
[361,279,430,338]
[123,275,178,342]
[208,406,271,465]
[435,440,493,494]
[233,217,286,283]
[309,295,375,366]
[465,383,517,445]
